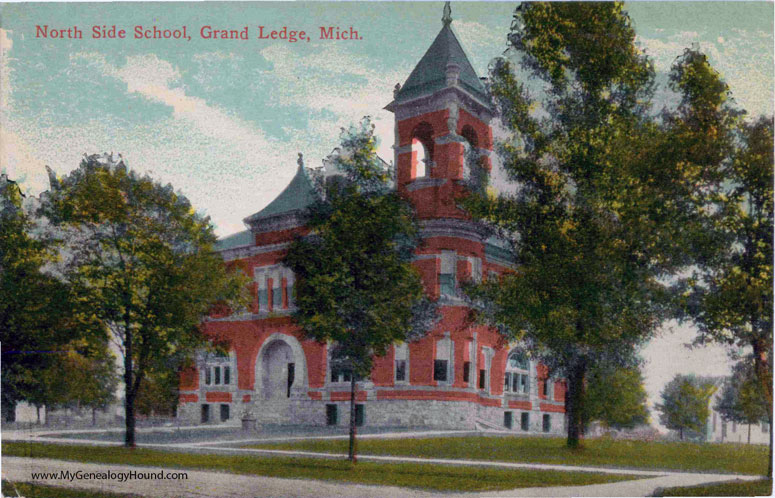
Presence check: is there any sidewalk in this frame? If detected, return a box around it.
[2,453,761,498]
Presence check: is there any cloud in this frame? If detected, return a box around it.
[637,28,774,117]
[259,44,407,161]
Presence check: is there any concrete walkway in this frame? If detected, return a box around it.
[1,455,761,497]
[2,426,765,497]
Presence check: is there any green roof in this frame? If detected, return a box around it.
[245,163,319,222]
[394,21,488,104]
[215,230,253,251]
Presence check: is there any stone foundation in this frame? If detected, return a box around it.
[178,397,566,435]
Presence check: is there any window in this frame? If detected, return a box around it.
[203,353,232,386]
[504,351,530,394]
[326,404,338,425]
[732,422,737,433]
[410,122,434,180]
[395,343,408,383]
[541,378,551,398]
[256,266,294,312]
[471,257,482,283]
[201,404,210,423]
[543,414,551,433]
[463,362,471,384]
[434,336,453,384]
[439,252,456,297]
[355,404,365,427]
[478,369,486,389]
[763,422,769,434]
[259,287,268,310]
[331,366,352,383]
[521,412,530,431]
[220,404,230,422]
[412,138,428,178]
[395,360,406,382]
[272,281,282,308]
[504,411,513,429]
[433,360,448,382]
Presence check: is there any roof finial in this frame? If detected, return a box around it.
[442,1,452,26]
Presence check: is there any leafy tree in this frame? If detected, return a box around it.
[715,360,769,444]
[285,119,437,462]
[657,374,717,440]
[135,366,183,418]
[584,363,649,431]
[0,175,95,421]
[462,3,728,448]
[42,154,248,446]
[43,339,118,425]
[682,115,773,472]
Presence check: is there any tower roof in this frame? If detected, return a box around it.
[243,159,319,224]
[392,7,488,105]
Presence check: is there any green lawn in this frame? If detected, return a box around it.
[246,436,769,475]
[2,480,143,498]
[655,478,772,496]
[4,442,639,493]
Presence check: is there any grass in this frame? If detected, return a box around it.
[2,480,143,498]
[4,441,639,492]
[655,478,772,496]
[246,435,769,475]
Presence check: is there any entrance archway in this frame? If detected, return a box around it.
[254,333,308,400]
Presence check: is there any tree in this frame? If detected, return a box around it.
[42,153,248,446]
[285,119,437,463]
[42,339,118,425]
[657,374,717,440]
[682,115,773,473]
[0,175,94,421]
[135,366,183,418]
[462,3,726,448]
[584,363,649,431]
[715,360,769,444]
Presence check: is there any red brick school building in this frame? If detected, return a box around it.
[178,7,567,433]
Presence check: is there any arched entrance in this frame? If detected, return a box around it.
[254,333,308,400]
[261,341,294,400]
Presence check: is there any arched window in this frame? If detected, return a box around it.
[410,122,434,180]
[412,138,428,178]
[461,125,487,189]
[504,350,530,394]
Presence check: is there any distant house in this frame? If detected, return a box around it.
[176,5,568,432]
[706,379,770,445]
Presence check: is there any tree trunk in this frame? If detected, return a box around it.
[680,427,683,441]
[748,423,751,444]
[752,338,772,477]
[124,325,136,448]
[769,412,773,479]
[92,407,97,426]
[347,375,357,463]
[566,358,587,448]
[36,405,41,425]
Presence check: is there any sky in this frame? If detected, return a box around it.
[1,1,772,429]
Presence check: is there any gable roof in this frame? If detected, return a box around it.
[243,162,319,224]
[393,21,488,104]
